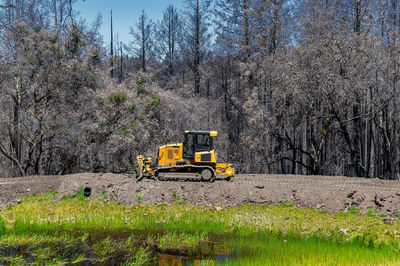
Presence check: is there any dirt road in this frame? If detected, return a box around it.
[0,173,399,216]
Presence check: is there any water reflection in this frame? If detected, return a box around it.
[158,242,239,265]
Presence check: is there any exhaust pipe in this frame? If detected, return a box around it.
[83,186,91,197]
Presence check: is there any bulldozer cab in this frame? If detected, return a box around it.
[183,131,216,160]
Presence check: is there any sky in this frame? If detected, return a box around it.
[74,0,185,46]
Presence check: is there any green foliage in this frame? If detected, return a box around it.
[158,231,208,251]
[280,201,294,208]
[125,164,134,172]
[99,187,107,201]
[337,205,361,217]
[121,246,150,266]
[23,189,58,202]
[172,191,178,201]
[171,191,186,203]
[319,126,328,137]
[91,236,152,265]
[136,193,143,202]
[92,237,117,262]
[71,64,82,73]
[18,87,26,97]
[200,258,213,266]
[367,209,378,218]
[126,104,136,113]
[119,125,128,135]
[220,234,400,266]
[89,47,100,65]
[347,205,361,216]
[108,91,127,105]
[69,31,81,53]
[147,95,160,108]
[136,78,146,86]
[61,186,85,201]
[0,216,5,234]
[129,119,137,128]
[136,78,146,94]
[0,233,88,265]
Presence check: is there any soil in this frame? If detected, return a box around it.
[1,173,400,216]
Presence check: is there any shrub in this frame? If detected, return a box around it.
[126,104,136,113]
[147,95,160,108]
[108,92,126,105]
[136,193,143,202]
[136,78,146,94]
[119,125,128,135]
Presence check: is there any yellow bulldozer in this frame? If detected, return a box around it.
[136,131,235,182]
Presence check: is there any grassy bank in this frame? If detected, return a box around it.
[0,190,400,264]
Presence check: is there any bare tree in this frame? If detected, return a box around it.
[128,10,153,72]
[182,0,212,94]
[214,0,252,59]
[155,5,181,76]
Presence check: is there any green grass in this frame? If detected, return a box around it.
[1,191,400,265]
[0,233,152,265]
[136,192,143,202]
[22,189,58,202]
[220,235,400,266]
[157,231,210,256]
[2,198,400,249]
[92,236,144,264]
[61,186,85,200]
[367,208,379,218]
[0,215,5,234]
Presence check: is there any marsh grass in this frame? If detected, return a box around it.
[0,232,153,265]
[121,246,151,266]
[0,233,88,265]
[156,231,212,257]
[1,192,400,264]
[0,216,5,234]
[3,198,400,249]
[92,235,150,264]
[220,235,400,266]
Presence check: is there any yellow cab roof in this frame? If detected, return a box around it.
[184,130,218,137]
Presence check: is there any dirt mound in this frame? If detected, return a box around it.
[0,173,399,216]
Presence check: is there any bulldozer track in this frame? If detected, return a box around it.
[155,164,216,182]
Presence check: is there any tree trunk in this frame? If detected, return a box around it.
[110,9,114,78]
[194,0,200,93]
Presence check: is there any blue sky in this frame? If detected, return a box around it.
[75,0,185,46]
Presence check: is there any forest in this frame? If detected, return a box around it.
[0,0,399,180]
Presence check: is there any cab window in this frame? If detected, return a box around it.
[195,134,211,151]
[183,133,194,158]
